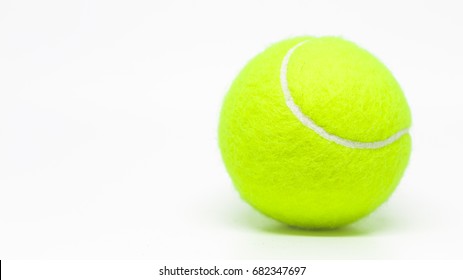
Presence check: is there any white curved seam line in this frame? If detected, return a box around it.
[280,40,410,149]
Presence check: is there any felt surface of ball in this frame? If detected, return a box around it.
[218,37,412,229]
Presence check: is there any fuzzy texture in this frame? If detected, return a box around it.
[218,36,412,229]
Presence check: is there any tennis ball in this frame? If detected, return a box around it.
[218,36,412,229]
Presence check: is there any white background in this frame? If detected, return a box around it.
[0,0,462,259]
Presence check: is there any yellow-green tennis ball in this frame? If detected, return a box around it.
[218,36,412,229]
